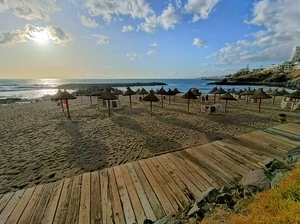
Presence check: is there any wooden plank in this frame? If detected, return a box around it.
[275,123,300,135]
[5,187,35,224]
[144,159,183,212]
[256,130,299,148]
[0,192,14,213]
[125,163,156,221]
[150,157,189,206]
[0,189,24,224]
[79,172,91,224]
[30,183,55,224]
[41,180,64,224]
[65,174,82,224]
[100,169,113,224]
[90,171,102,224]
[0,194,3,200]
[167,153,209,190]
[131,162,165,219]
[267,127,300,142]
[120,164,148,223]
[113,166,136,224]
[107,168,126,224]
[53,178,73,224]
[18,184,45,223]
[138,160,176,215]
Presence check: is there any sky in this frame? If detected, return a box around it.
[0,0,299,79]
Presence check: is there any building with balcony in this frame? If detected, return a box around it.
[289,46,300,62]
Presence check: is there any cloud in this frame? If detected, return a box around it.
[0,24,73,47]
[0,0,60,20]
[184,0,220,22]
[122,25,134,32]
[147,50,157,54]
[126,52,141,60]
[210,0,300,65]
[84,0,153,23]
[139,3,180,33]
[92,34,110,44]
[193,38,206,47]
[78,14,99,27]
[150,43,158,47]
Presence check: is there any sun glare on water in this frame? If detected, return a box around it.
[30,30,50,45]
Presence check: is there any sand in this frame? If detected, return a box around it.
[0,94,299,193]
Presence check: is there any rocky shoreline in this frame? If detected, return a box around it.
[58,82,167,90]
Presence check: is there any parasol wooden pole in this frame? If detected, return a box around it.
[225,100,228,113]
[150,101,153,115]
[129,95,132,108]
[161,95,164,108]
[246,95,248,104]
[60,100,64,113]
[258,98,261,113]
[66,100,70,118]
[169,95,171,105]
[218,94,221,103]
[174,95,176,102]
[273,96,275,106]
[291,99,295,112]
[187,99,190,114]
[108,100,111,117]
[98,98,100,110]
[90,96,92,106]
[214,94,216,102]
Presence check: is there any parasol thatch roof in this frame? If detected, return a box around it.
[173,88,181,94]
[209,87,218,94]
[191,88,202,96]
[135,88,141,94]
[252,88,272,99]
[112,89,123,95]
[139,88,149,95]
[85,89,95,96]
[123,87,136,96]
[166,88,175,95]
[99,89,118,100]
[149,89,155,94]
[156,87,168,95]
[220,92,237,101]
[143,92,159,102]
[281,89,290,95]
[266,88,273,94]
[91,89,104,96]
[241,87,254,95]
[285,89,300,99]
[52,89,76,100]
[269,89,284,97]
[229,88,236,93]
[51,89,63,100]
[74,89,87,96]
[213,87,226,94]
[234,89,243,95]
[181,89,198,99]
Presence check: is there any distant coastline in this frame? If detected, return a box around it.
[207,80,299,89]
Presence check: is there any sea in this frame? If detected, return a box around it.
[0,78,288,100]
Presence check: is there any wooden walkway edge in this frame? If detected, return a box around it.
[1,123,300,224]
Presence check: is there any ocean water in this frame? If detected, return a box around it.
[0,78,288,100]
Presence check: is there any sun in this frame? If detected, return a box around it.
[30,30,50,45]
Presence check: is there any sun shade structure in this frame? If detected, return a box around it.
[209,87,218,94]
[220,92,237,113]
[241,87,255,103]
[52,89,65,113]
[112,89,123,97]
[229,88,236,93]
[280,89,290,95]
[99,89,118,117]
[285,89,300,112]
[156,87,168,108]
[135,88,140,94]
[91,89,104,110]
[173,88,181,102]
[181,89,198,114]
[166,88,175,105]
[191,88,202,96]
[269,89,284,106]
[138,88,149,97]
[52,89,76,119]
[213,87,226,103]
[143,92,159,115]
[123,87,136,108]
[74,89,86,102]
[252,88,272,113]
[85,89,95,106]
[266,88,273,94]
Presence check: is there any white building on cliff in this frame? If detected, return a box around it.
[289,46,300,62]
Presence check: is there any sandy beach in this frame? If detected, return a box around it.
[0,94,299,193]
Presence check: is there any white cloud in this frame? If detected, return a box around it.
[92,34,110,44]
[150,43,158,47]
[0,0,60,20]
[0,24,73,47]
[139,3,180,33]
[126,52,141,60]
[184,0,220,22]
[147,50,157,54]
[84,0,153,23]
[78,14,99,27]
[122,25,134,32]
[193,38,206,47]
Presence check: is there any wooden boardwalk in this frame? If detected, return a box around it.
[1,123,300,224]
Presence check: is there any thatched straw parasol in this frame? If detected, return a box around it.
[156,87,168,108]
[99,89,118,117]
[149,89,155,94]
[181,89,198,114]
[209,87,218,94]
[280,89,289,95]
[74,89,86,102]
[143,92,159,115]
[229,88,236,93]
[135,88,141,94]
[191,88,202,96]
[266,88,273,94]
[269,89,283,106]
[85,89,95,106]
[123,87,136,108]
[220,92,237,113]
[285,89,300,112]
[241,87,255,103]
[173,88,181,102]
[166,88,175,105]
[52,89,64,112]
[112,89,123,96]
[139,88,149,98]
[52,89,76,119]
[91,89,104,110]
[252,88,272,113]
[213,87,226,103]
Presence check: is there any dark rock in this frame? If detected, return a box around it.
[262,158,291,171]
[247,186,263,196]
[153,215,173,224]
[240,169,271,190]
[219,186,231,194]
[144,219,154,224]
[216,193,235,208]
[196,187,219,203]
[270,169,290,188]
[284,147,300,165]
[230,185,244,197]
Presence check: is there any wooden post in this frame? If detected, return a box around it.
[108,100,111,117]
[187,99,190,114]
[129,95,132,108]
[60,100,64,113]
[273,96,275,106]
[90,96,92,106]
[291,99,295,112]
[161,95,164,108]
[258,98,261,113]
[150,101,152,115]
[218,94,221,103]
[214,94,216,102]
[225,100,228,113]
[66,100,70,118]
